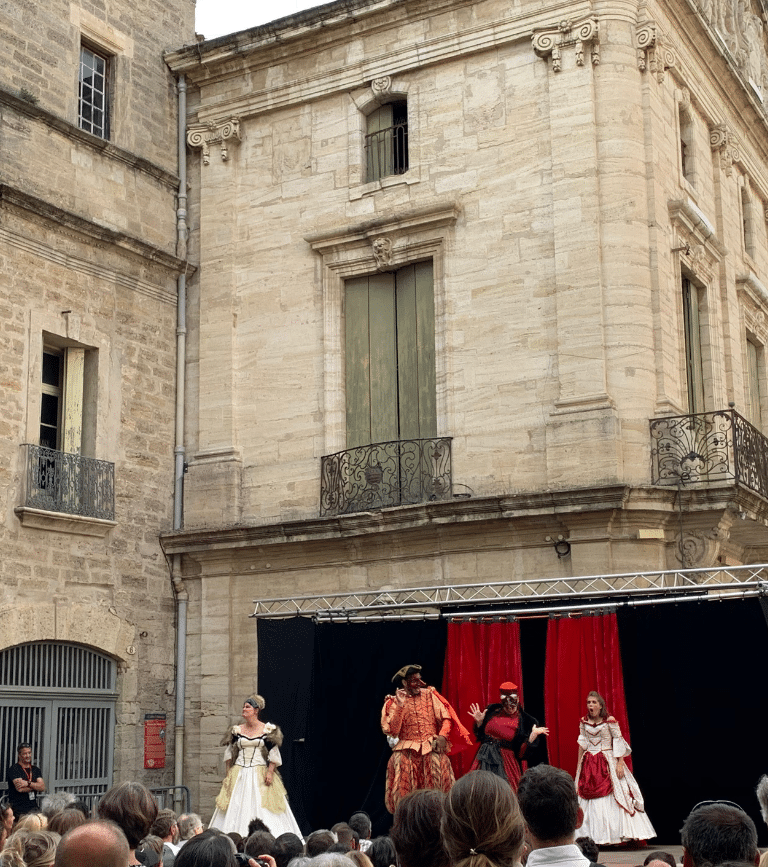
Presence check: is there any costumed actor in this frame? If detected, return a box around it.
[468,681,549,791]
[575,690,656,845]
[209,694,302,838]
[381,664,472,814]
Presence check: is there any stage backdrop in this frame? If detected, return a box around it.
[255,600,768,843]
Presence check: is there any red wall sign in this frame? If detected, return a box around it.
[144,714,166,769]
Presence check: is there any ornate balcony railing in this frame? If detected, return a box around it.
[320,438,452,517]
[21,444,115,520]
[649,409,768,499]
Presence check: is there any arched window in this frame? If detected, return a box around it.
[365,100,408,182]
[0,642,117,808]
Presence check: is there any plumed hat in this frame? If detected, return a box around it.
[392,664,422,684]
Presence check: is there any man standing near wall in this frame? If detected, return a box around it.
[6,743,45,818]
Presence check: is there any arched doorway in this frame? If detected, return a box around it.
[0,642,116,806]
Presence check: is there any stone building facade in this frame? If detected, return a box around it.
[164,0,768,816]
[0,0,194,796]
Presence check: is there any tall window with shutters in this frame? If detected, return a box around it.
[345,260,435,448]
[682,278,705,414]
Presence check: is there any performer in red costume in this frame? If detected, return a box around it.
[575,691,656,845]
[468,681,549,790]
[381,664,472,814]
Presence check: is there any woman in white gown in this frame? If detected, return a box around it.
[575,691,656,845]
[209,694,303,838]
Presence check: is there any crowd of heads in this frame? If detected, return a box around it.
[1,768,766,867]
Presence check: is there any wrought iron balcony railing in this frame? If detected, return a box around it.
[320,438,452,517]
[650,409,768,499]
[21,444,115,521]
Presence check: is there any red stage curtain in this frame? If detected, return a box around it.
[544,613,632,778]
[442,620,523,778]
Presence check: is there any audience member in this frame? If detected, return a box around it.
[390,789,448,867]
[517,765,587,867]
[47,809,85,838]
[0,829,60,867]
[275,833,304,867]
[441,770,524,867]
[306,832,334,858]
[178,815,204,844]
[227,832,244,853]
[246,830,277,859]
[97,781,158,866]
[40,794,75,822]
[0,800,13,853]
[756,778,768,867]
[575,837,600,864]
[136,835,163,867]
[65,801,91,819]
[248,819,272,838]
[12,814,48,834]
[680,802,758,867]
[345,852,374,867]
[308,856,352,867]
[348,815,371,855]
[150,809,180,865]
[366,838,397,867]
[53,819,130,867]
[643,852,677,867]
[174,830,239,867]
[330,825,355,851]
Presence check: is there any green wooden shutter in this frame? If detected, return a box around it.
[345,273,397,447]
[396,261,436,439]
[366,104,393,183]
[682,278,705,414]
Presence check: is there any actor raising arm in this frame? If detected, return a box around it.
[468,681,549,791]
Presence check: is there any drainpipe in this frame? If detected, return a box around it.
[172,73,189,811]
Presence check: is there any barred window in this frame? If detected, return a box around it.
[79,44,110,139]
[365,101,408,183]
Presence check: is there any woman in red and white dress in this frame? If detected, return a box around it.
[575,691,656,845]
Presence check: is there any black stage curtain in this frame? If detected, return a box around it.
[619,598,768,845]
[257,617,316,834]
[257,617,447,836]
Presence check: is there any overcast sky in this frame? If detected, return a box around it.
[195,0,325,39]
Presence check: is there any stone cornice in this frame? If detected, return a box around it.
[0,184,193,283]
[168,0,591,124]
[160,481,768,559]
[0,87,179,191]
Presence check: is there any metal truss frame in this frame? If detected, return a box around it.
[251,563,768,622]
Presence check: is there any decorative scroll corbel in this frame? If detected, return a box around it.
[532,17,599,72]
[187,117,241,166]
[710,123,741,177]
[372,236,394,271]
[636,21,677,83]
[371,76,393,101]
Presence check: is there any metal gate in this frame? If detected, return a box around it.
[0,642,116,804]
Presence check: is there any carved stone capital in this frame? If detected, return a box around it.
[187,117,241,166]
[709,123,741,177]
[532,17,599,72]
[636,21,677,82]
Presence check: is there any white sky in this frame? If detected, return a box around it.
[195,0,325,39]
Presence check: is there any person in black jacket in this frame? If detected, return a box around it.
[468,681,548,790]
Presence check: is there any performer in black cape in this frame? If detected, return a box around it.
[468,680,549,790]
